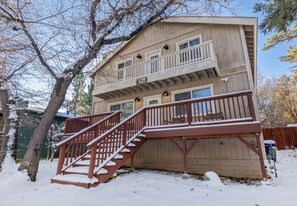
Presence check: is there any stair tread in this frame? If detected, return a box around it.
[65,166,91,173]
[128,143,136,147]
[121,148,130,153]
[106,161,116,166]
[133,138,141,142]
[97,168,108,175]
[52,174,98,184]
[75,160,90,165]
[114,154,123,159]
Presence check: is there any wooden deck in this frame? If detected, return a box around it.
[52,91,266,188]
[144,121,261,139]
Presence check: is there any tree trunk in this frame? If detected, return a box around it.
[0,88,18,170]
[18,77,72,181]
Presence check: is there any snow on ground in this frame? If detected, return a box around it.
[0,150,297,206]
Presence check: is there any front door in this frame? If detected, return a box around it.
[144,95,161,126]
[144,95,161,106]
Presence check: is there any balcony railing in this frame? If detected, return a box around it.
[96,41,216,87]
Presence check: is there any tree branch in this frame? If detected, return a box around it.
[103,0,175,45]
[1,4,58,78]
[90,0,101,43]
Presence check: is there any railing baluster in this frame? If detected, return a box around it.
[187,102,192,125]
[247,93,256,121]
[122,123,127,146]
[228,97,232,119]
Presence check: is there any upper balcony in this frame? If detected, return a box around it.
[93,41,219,99]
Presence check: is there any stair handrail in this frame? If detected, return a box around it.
[64,112,114,134]
[87,108,146,178]
[55,111,122,175]
[55,111,121,148]
[64,111,114,121]
[87,109,145,148]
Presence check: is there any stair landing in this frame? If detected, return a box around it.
[51,136,145,188]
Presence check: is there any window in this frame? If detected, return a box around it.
[110,101,133,119]
[177,36,202,64]
[146,50,161,74]
[117,59,132,80]
[174,86,212,115]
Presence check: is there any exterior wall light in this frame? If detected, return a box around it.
[163,44,169,50]
[162,91,169,96]
[136,54,142,59]
[134,97,141,102]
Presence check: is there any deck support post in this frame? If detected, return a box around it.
[131,154,135,170]
[183,139,187,174]
[170,138,199,175]
[255,134,267,179]
[237,134,267,179]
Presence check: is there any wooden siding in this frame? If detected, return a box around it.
[127,137,263,179]
[95,23,246,87]
[93,71,250,113]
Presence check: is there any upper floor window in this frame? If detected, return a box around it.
[177,35,202,64]
[117,59,133,80]
[178,37,200,51]
[117,59,132,70]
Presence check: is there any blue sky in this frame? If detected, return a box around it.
[239,0,295,78]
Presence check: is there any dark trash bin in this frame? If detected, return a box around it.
[264,140,277,162]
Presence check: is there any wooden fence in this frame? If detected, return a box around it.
[262,127,297,150]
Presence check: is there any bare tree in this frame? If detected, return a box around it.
[0,20,39,170]
[257,73,297,128]
[0,0,235,181]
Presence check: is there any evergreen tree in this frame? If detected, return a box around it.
[70,73,87,115]
[254,0,297,77]
[70,73,93,116]
[85,79,94,115]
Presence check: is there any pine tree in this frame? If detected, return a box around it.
[254,0,297,73]
[69,73,93,116]
[85,79,94,115]
[70,73,87,115]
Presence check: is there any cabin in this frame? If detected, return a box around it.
[52,16,266,188]
[0,105,74,160]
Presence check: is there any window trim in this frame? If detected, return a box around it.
[145,49,162,74]
[172,84,214,102]
[172,84,214,116]
[145,49,162,60]
[116,57,134,70]
[175,34,202,51]
[143,94,162,106]
[108,99,135,113]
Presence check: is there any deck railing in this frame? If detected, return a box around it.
[144,90,256,127]
[86,91,256,178]
[64,112,114,134]
[55,111,121,174]
[96,41,215,87]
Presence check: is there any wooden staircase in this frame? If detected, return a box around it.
[51,110,147,188]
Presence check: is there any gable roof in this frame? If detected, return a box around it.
[90,16,257,79]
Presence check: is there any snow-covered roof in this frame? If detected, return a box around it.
[19,107,79,119]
